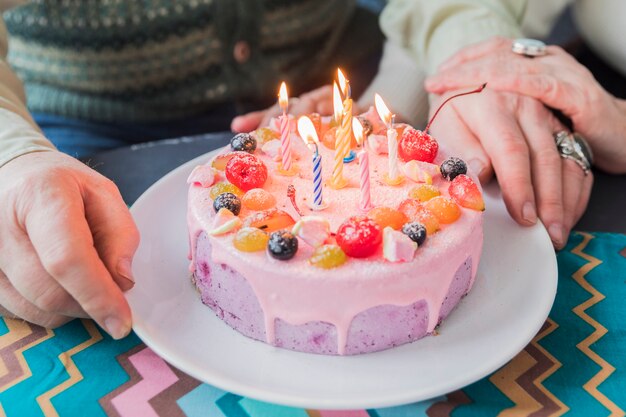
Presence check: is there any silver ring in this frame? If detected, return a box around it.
[554,131,593,175]
[512,38,547,57]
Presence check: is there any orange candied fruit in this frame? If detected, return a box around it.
[367,206,409,231]
[242,188,276,211]
[397,199,440,235]
[424,196,461,224]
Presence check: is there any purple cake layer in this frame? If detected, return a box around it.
[192,232,474,355]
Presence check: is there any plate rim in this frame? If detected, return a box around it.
[128,150,558,410]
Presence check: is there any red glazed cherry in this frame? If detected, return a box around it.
[399,83,487,163]
[398,127,439,163]
[225,153,268,191]
[335,215,382,258]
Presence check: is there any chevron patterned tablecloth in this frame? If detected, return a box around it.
[1,231,625,417]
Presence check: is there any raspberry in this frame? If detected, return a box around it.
[335,215,382,258]
[398,127,439,163]
[225,153,268,191]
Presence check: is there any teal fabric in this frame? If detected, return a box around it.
[1,231,625,416]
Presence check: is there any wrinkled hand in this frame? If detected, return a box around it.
[0,151,138,338]
[427,88,593,248]
[426,37,626,174]
[231,85,364,132]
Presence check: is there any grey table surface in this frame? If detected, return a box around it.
[88,133,626,234]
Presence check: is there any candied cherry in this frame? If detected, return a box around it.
[225,153,268,191]
[233,227,269,252]
[449,174,485,211]
[424,196,461,224]
[367,206,408,231]
[242,188,276,211]
[210,182,244,199]
[398,127,439,163]
[213,192,241,215]
[440,157,467,181]
[335,215,382,258]
[309,244,347,269]
[230,133,257,153]
[397,199,440,235]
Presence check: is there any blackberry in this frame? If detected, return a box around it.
[401,222,427,246]
[213,192,241,215]
[230,133,257,153]
[267,230,298,260]
[440,157,467,181]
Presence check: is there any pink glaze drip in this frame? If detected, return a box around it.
[187,141,483,355]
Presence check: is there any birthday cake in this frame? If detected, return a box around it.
[187,84,485,355]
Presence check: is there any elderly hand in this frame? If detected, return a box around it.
[0,151,138,337]
[426,87,593,249]
[231,85,364,133]
[426,37,626,174]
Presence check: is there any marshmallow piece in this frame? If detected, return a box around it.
[402,160,433,184]
[383,227,417,263]
[261,139,281,159]
[187,165,216,187]
[368,134,388,155]
[209,208,242,236]
[292,216,330,248]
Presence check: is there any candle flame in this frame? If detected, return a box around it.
[374,93,393,126]
[297,116,319,146]
[352,117,364,146]
[333,82,343,122]
[278,82,288,110]
[337,68,349,97]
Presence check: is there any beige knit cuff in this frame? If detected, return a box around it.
[0,108,56,168]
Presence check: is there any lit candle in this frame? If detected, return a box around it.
[337,69,354,162]
[375,93,403,185]
[331,82,348,188]
[353,118,372,211]
[278,82,292,173]
[297,116,326,210]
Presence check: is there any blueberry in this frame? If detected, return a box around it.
[230,133,257,153]
[267,230,298,260]
[213,192,241,215]
[401,222,427,246]
[440,157,467,181]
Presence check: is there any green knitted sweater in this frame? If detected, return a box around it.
[3,0,355,123]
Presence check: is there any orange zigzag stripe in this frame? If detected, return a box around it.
[571,232,624,417]
[489,318,567,416]
[0,320,53,392]
[36,319,103,417]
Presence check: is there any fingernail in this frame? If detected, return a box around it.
[468,159,485,177]
[117,258,135,284]
[548,223,564,247]
[104,316,131,340]
[522,201,537,224]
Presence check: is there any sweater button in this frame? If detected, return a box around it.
[233,41,251,64]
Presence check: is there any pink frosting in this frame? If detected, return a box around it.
[188,139,483,355]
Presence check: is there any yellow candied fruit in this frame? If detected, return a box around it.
[254,127,279,144]
[233,227,269,252]
[209,182,244,199]
[309,244,347,269]
[408,184,441,202]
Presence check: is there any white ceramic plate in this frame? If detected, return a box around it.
[128,150,557,410]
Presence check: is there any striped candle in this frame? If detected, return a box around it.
[387,126,399,181]
[312,150,323,207]
[331,82,346,188]
[278,82,292,172]
[353,118,372,211]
